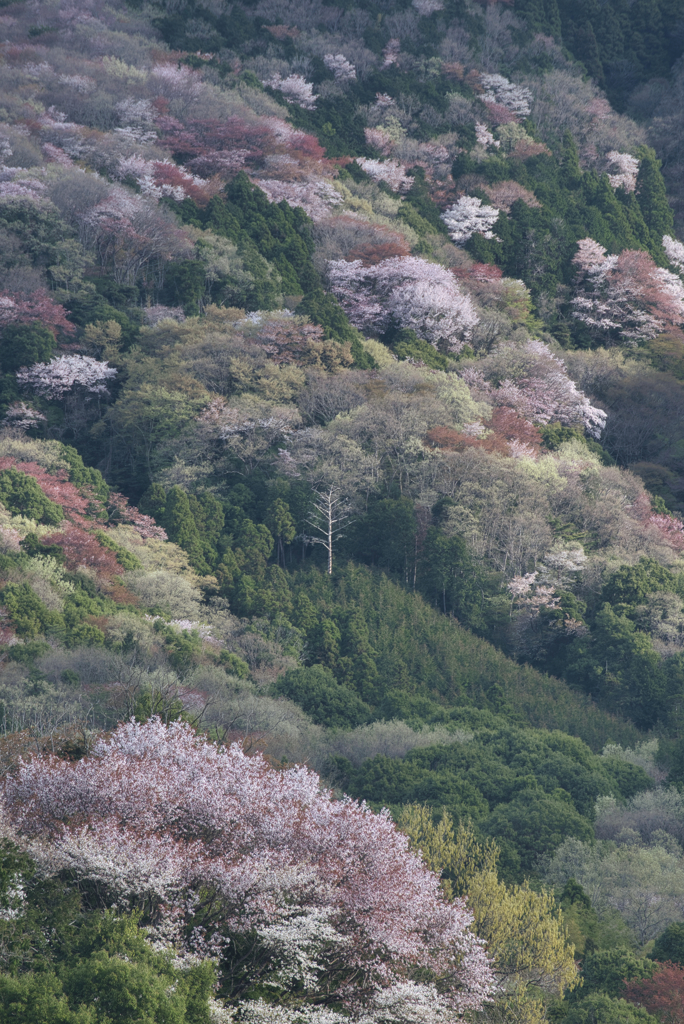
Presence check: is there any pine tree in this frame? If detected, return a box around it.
[163,486,209,574]
[636,146,675,245]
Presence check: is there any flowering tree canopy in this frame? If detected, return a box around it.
[441,197,501,246]
[323,54,356,81]
[327,256,479,350]
[263,75,318,110]
[3,718,495,1016]
[572,238,684,342]
[460,340,607,438]
[480,75,532,117]
[16,355,117,399]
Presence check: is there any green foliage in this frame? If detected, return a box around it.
[0,469,64,524]
[1,582,63,638]
[333,722,648,878]
[652,920,684,965]
[577,948,657,1000]
[274,664,371,728]
[563,993,658,1024]
[0,324,55,374]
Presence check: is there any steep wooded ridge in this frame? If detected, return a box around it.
[0,0,683,1021]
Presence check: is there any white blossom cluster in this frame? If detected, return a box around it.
[1,401,47,432]
[356,159,412,192]
[481,74,532,117]
[664,234,684,274]
[474,123,499,149]
[412,0,444,13]
[323,54,356,81]
[605,151,639,192]
[255,178,343,221]
[16,355,117,400]
[262,75,317,110]
[441,196,500,245]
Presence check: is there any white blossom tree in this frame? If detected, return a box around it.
[263,75,317,110]
[16,355,117,400]
[664,234,684,274]
[441,197,501,246]
[323,54,356,81]
[605,151,639,192]
[480,75,532,117]
[327,255,479,350]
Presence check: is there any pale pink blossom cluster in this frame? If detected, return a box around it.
[382,39,401,68]
[480,75,532,118]
[663,234,684,274]
[605,151,639,192]
[263,75,317,110]
[2,718,495,1010]
[460,341,607,438]
[143,304,186,326]
[254,178,343,221]
[323,54,356,81]
[441,196,500,245]
[151,63,204,101]
[572,238,684,342]
[16,355,117,400]
[1,401,47,432]
[356,159,412,192]
[412,0,443,13]
[364,127,396,156]
[474,123,498,149]
[327,256,479,350]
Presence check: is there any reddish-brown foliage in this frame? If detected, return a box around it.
[425,408,542,457]
[347,239,411,266]
[623,962,684,1024]
[0,460,91,527]
[0,290,74,338]
[42,526,121,578]
[452,263,504,282]
[152,161,218,205]
[263,24,301,39]
[483,101,517,125]
[157,116,273,172]
[247,320,353,371]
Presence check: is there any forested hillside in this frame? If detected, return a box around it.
[1,0,684,1020]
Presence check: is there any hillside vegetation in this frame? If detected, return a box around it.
[1,0,684,1020]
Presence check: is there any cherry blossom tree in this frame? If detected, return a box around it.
[605,151,639,192]
[1,402,47,433]
[382,39,402,68]
[480,75,532,117]
[327,256,479,350]
[16,355,117,400]
[571,238,684,343]
[2,718,496,1014]
[460,340,607,438]
[263,75,317,110]
[664,234,684,274]
[254,178,343,221]
[356,159,412,192]
[441,197,501,246]
[474,124,498,149]
[323,54,356,81]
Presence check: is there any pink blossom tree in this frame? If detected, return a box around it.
[571,239,684,342]
[327,256,479,351]
[460,340,607,438]
[2,718,495,1014]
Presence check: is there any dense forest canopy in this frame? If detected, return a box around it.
[1,0,684,1019]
